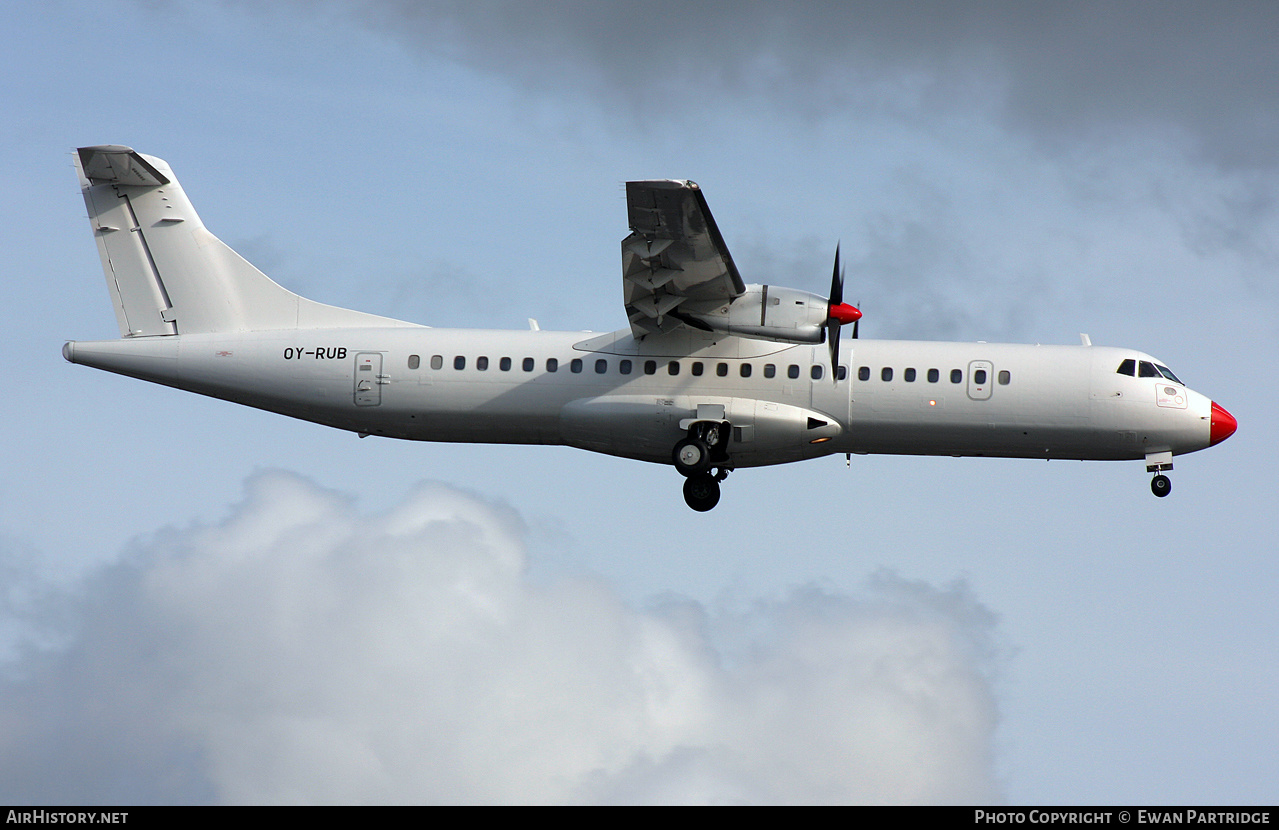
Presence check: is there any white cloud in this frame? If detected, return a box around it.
[1,472,1000,804]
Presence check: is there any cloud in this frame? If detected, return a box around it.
[344,0,1279,168]
[1,472,1001,804]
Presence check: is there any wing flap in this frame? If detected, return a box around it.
[623,180,745,336]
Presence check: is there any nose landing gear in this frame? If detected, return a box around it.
[673,420,732,511]
[1146,451,1173,498]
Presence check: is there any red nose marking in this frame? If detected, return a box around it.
[828,303,862,325]
[1209,402,1237,446]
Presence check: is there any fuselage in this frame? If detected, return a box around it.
[63,326,1223,469]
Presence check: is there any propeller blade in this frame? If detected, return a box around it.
[829,244,843,307]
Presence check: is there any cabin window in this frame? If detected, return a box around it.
[950,369,962,383]
[788,365,800,379]
[668,361,680,376]
[476,356,489,371]
[974,368,988,385]
[570,358,583,373]
[904,368,916,382]
[764,364,776,379]
[811,365,823,380]
[740,363,752,378]
[500,357,512,371]
[717,363,729,377]
[522,357,534,372]
[431,355,443,370]
[407,354,420,370]
[928,368,940,383]
[881,367,893,382]
[595,359,608,374]
[619,359,632,375]
[644,360,657,375]
[998,370,1010,385]
[454,356,466,370]
[546,358,558,372]
[1117,359,1136,377]
[858,366,870,381]
[691,362,704,376]
[837,365,848,381]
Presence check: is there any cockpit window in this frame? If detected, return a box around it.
[1155,364,1183,385]
[1138,361,1160,378]
[1117,359,1136,376]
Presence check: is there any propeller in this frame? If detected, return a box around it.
[825,244,862,373]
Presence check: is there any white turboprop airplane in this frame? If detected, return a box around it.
[65,146,1236,511]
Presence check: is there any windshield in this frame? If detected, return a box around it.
[1155,364,1183,385]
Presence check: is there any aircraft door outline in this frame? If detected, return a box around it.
[967,360,993,401]
[354,352,385,406]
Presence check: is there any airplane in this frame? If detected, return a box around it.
[64,145,1236,511]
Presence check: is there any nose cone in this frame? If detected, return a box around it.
[1210,402,1237,446]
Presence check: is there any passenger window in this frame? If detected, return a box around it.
[477,356,489,371]
[764,364,776,379]
[522,357,534,372]
[858,366,870,381]
[716,363,729,377]
[595,359,607,374]
[974,369,987,385]
[740,364,752,378]
[500,357,512,371]
[904,368,916,382]
[454,356,466,370]
[691,362,704,376]
[570,358,583,373]
[950,369,962,383]
[668,361,680,376]
[881,367,893,382]
[998,370,1010,385]
[619,359,632,375]
[408,354,420,370]
[788,365,800,379]
[430,355,443,370]
[644,360,657,375]
[928,368,939,383]
[811,365,823,380]
[546,358,558,372]
[837,365,848,381]
[1117,359,1136,377]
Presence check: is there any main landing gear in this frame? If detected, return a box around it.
[1150,474,1171,498]
[673,420,732,512]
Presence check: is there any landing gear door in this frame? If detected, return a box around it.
[967,360,993,401]
[354,352,384,406]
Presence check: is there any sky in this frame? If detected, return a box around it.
[2,0,1275,805]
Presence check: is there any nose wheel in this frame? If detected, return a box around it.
[1151,474,1172,498]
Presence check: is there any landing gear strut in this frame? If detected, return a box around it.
[673,420,732,511]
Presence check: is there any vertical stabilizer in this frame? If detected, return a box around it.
[74,146,415,337]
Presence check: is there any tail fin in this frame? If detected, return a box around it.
[74,146,415,336]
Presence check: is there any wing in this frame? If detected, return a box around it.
[622,180,746,336]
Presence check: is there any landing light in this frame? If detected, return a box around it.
[809,436,833,444]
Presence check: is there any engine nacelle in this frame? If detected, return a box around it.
[686,284,830,344]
